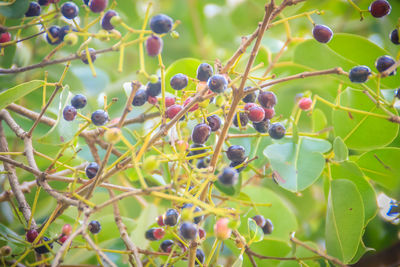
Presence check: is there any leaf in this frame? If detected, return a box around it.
[248,218,264,243]
[232,254,243,267]
[311,108,328,138]
[0,80,44,110]
[279,241,320,267]
[349,240,374,264]
[332,88,399,150]
[0,44,16,68]
[333,136,348,162]
[264,137,331,192]
[326,179,364,263]
[214,173,242,196]
[0,0,29,19]
[165,58,202,96]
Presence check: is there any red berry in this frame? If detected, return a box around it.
[166,104,183,119]
[176,140,189,153]
[59,235,68,244]
[153,228,165,240]
[62,224,72,236]
[26,229,38,243]
[165,96,175,108]
[184,97,199,112]
[89,0,108,13]
[146,35,163,57]
[244,103,257,111]
[298,97,312,110]
[369,0,391,18]
[248,106,265,123]
[147,95,158,105]
[214,218,232,240]
[198,228,206,239]
[156,215,165,226]
[0,32,11,43]
[263,108,275,120]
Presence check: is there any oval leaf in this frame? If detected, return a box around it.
[333,136,348,162]
[0,80,44,110]
[0,0,29,19]
[248,218,264,243]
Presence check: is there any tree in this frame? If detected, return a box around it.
[0,0,399,266]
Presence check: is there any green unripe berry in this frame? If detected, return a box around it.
[104,127,121,144]
[149,74,159,84]
[215,95,224,107]
[171,31,180,39]
[110,15,122,26]
[143,155,159,172]
[64,32,78,46]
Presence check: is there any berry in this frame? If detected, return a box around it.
[145,228,165,241]
[206,115,221,132]
[104,127,121,144]
[226,145,246,162]
[58,26,73,41]
[179,222,197,240]
[298,97,312,111]
[38,0,50,6]
[258,91,277,108]
[176,140,189,153]
[81,48,96,64]
[184,97,199,112]
[160,240,174,253]
[218,167,239,186]
[252,215,266,228]
[208,75,227,94]
[195,249,205,265]
[269,122,286,139]
[46,26,62,45]
[146,79,161,97]
[147,95,157,105]
[131,89,148,106]
[164,209,179,226]
[0,246,11,256]
[349,66,371,83]
[165,96,176,107]
[262,219,273,234]
[187,144,207,159]
[166,104,183,119]
[63,105,77,121]
[71,94,87,109]
[243,88,256,103]
[198,228,206,239]
[230,160,246,172]
[25,2,41,17]
[395,88,400,99]
[89,0,108,13]
[85,162,99,179]
[156,215,165,226]
[196,63,213,82]
[145,35,163,57]
[83,0,89,5]
[244,103,257,111]
[26,229,38,243]
[59,235,68,244]
[191,123,211,144]
[0,32,11,44]
[182,204,203,224]
[214,218,232,240]
[312,24,333,44]
[150,14,173,34]
[263,108,275,120]
[390,29,399,45]
[91,110,109,126]
[253,119,270,133]
[63,32,78,45]
[197,157,210,169]
[248,106,265,122]
[88,220,101,234]
[101,10,118,31]
[233,112,249,127]
[170,73,188,90]
[34,237,53,254]
[375,55,396,75]
[62,224,72,236]
[61,2,79,19]
[369,0,391,18]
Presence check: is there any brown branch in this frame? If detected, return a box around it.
[85,137,101,164]
[81,231,117,267]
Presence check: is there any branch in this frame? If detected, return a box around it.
[81,231,117,267]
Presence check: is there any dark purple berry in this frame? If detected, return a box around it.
[349,66,371,83]
[258,91,277,108]
[395,88,400,99]
[83,0,89,5]
[34,237,53,254]
[196,63,213,82]
[208,75,227,93]
[85,162,99,179]
[253,119,270,133]
[59,26,73,41]
[182,204,203,224]
[71,94,87,109]
[369,0,391,18]
[89,0,108,13]
[269,122,286,139]
[226,145,246,162]
[81,48,96,64]
[101,10,118,31]
[26,229,38,243]
[195,249,205,265]
[25,2,41,17]
[229,160,246,172]
[146,79,161,97]
[375,55,396,75]
[38,0,50,6]
[312,24,333,44]
[233,112,249,127]
[91,110,109,126]
[170,73,188,90]
[132,89,148,106]
[145,228,165,241]
[61,2,79,19]
[160,240,174,253]
[206,114,221,132]
[88,220,101,234]
[150,14,173,34]
[243,88,256,103]
[46,26,62,45]
[262,219,273,234]
[390,29,399,45]
[164,209,179,226]
[179,222,197,240]
[218,167,239,186]
[63,105,77,121]
[197,157,210,169]
[252,215,266,228]
[192,123,211,144]
[146,35,163,57]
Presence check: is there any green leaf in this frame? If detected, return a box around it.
[0,44,16,68]
[264,137,331,192]
[278,241,320,267]
[165,58,202,96]
[0,80,44,110]
[248,218,264,243]
[311,108,328,138]
[332,88,399,150]
[349,240,374,264]
[356,148,400,193]
[333,136,348,162]
[0,0,29,19]
[232,255,243,267]
[326,179,364,263]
